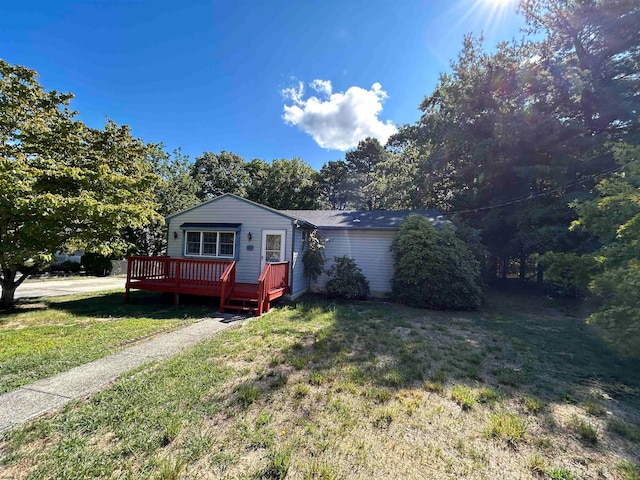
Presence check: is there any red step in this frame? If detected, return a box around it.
[222,296,260,315]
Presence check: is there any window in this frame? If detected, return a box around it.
[184,231,236,258]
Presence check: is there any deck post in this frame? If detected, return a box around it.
[174,292,179,305]
[125,257,132,302]
[220,280,227,314]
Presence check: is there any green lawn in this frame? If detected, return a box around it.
[0,291,216,394]
[1,291,639,479]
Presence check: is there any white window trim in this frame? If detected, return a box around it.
[261,229,286,270]
[184,230,236,259]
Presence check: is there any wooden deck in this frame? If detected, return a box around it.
[125,256,289,315]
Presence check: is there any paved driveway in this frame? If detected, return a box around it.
[16,277,127,299]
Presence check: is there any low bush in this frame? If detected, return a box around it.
[391,215,483,310]
[325,256,369,300]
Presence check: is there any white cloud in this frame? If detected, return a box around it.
[310,79,332,96]
[281,79,397,151]
[281,81,305,105]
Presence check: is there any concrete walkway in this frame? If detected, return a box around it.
[0,315,244,433]
[16,277,127,299]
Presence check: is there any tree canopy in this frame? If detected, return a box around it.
[569,144,640,354]
[0,60,161,308]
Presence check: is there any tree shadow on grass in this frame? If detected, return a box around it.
[269,291,640,463]
[11,290,224,321]
[279,291,640,404]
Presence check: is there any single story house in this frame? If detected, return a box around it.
[125,193,447,314]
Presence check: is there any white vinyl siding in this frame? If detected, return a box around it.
[167,196,293,284]
[313,229,397,296]
[290,227,308,298]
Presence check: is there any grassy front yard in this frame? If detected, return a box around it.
[1,291,639,479]
[0,291,214,394]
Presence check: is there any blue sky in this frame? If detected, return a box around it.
[1,0,525,170]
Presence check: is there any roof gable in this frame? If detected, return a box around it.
[165,193,302,223]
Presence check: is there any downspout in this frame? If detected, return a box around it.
[165,218,170,257]
[290,219,297,295]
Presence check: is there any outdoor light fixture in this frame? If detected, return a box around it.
[247,232,252,241]
[173,231,178,239]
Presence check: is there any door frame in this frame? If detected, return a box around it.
[261,229,286,270]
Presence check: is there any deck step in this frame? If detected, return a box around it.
[223,296,260,314]
[222,303,259,313]
[227,296,259,304]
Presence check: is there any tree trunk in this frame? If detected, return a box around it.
[490,256,498,279]
[536,263,544,284]
[0,269,28,310]
[1,270,17,310]
[519,252,527,281]
[0,283,16,310]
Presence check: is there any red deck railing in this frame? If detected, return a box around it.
[126,256,289,315]
[257,261,289,316]
[219,260,236,309]
[125,256,235,305]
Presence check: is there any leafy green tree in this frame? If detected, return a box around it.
[406,27,622,278]
[191,150,250,200]
[319,160,349,209]
[521,0,640,138]
[387,126,454,210]
[250,158,322,210]
[569,144,640,353]
[245,158,271,205]
[538,251,600,297]
[0,60,160,309]
[128,147,199,255]
[391,216,483,310]
[371,148,421,210]
[345,137,389,210]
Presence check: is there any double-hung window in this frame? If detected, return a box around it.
[184,231,236,258]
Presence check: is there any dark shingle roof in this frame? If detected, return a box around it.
[279,209,449,230]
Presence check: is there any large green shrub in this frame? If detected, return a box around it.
[51,261,82,274]
[391,215,482,310]
[81,252,113,276]
[325,256,370,300]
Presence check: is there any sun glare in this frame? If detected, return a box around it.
[454,0,520,39]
